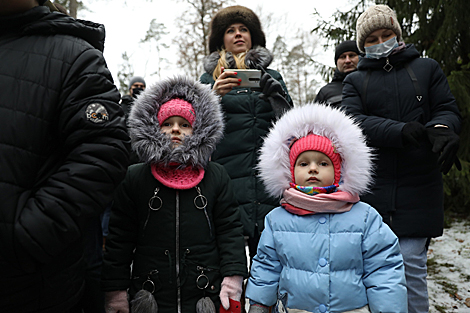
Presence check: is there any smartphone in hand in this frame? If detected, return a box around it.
[225,69,261,88]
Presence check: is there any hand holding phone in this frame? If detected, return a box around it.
[224,69,261,88]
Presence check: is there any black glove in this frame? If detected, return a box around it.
[426,126,461,174]
[401,121,427,148]
[257,65,291,118]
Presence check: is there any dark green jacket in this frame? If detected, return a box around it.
[102,162,247,312]
[200,47,292,238]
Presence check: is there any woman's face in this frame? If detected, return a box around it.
[364,28,397,47]
[223,23,252,54]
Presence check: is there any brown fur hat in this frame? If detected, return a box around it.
[208,5,266,53]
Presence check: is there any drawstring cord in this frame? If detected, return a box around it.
[194,187,213,239]
[144,187,162,233]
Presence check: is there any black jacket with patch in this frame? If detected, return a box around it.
[0,6,129,312]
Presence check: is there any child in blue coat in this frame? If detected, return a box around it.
[246,104,407,313]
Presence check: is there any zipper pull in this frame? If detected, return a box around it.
[383,57,393,72]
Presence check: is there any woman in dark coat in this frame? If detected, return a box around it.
[102,76,247,313]
[200,5,293,260]
[341,5,461,313]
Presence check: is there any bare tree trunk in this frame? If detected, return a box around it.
[69,0,78,18]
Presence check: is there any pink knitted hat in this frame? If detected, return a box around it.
[157,98,196,126]
[289,134,342,184]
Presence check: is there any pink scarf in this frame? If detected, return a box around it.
[280,187,360,215]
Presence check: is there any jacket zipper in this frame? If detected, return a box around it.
[176,191,181,313]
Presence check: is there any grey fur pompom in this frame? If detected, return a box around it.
[130,290,158,313]
[196,297,216,313]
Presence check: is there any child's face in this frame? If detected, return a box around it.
[294,151,335,187]
[161,116,193,146]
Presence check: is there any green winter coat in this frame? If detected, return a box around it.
[200,47,293,238]
[102,162,247,312]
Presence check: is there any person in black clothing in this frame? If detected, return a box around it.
[120,76,147,122]
[0,1,130,312]
[102,76,247,313]
[341,5,461,313]
[314,40,360,106]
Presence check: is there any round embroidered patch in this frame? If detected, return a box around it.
[86,103,109,123]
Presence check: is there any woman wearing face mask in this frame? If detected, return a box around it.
[200,5,293,263]
[341,5,461,313]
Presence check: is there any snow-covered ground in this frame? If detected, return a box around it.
[428,218,470,312]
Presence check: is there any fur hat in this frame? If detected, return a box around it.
[129,76,146,89]
[356,4,402,53]
[258,104,374,198]
[128,75,224,169]
[334,40,360,65]
[208,5,266,53]
[289,134,342,184]
[157,98,196,126]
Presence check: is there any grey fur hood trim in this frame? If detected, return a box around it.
[203,46,273,74]
[258,103,374,197]
[128,75,224,168]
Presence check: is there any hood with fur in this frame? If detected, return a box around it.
[203,46,273,74]
[128,76,224,168]
[258,103,374,197]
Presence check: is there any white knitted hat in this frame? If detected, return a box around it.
[356,5,402,53]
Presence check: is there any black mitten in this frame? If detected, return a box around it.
[257,65,291,118]
[426,126,461,174]
[401,121,427,148]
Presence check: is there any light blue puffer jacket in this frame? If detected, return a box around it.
[246,202,407,313]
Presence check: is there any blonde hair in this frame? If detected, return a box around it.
[212,49,248,80]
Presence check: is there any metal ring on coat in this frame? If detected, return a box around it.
[142,278,156,294]
[196,273,210,290]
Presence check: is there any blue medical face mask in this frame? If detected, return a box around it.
[365,36,398,59]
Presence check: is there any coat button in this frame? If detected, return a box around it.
[319,304,327,312]
[319,216,327,224]
[319,258,327,267]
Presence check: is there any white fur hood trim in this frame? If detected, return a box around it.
[128,75,224,168]
[258,103,374,198]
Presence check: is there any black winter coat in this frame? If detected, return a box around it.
[341,45,461,238]
[121,94,134,122]
[102,162,248,313]
[0,7,129,312]
[314,69,351,106]
[120,94,140,165]
[200,48,293,238]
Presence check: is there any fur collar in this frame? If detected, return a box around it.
[258,104,374,198]
[128,75,224,168]
[203,46,274,74]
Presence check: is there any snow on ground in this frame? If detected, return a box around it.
[428,218,470,312]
